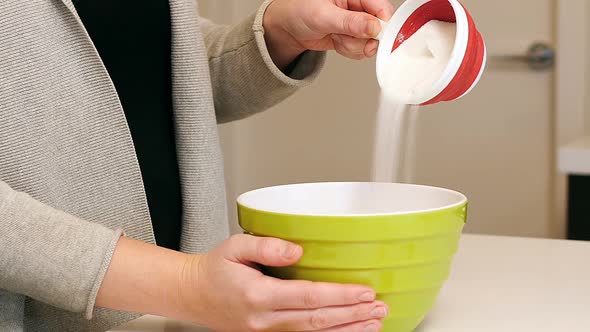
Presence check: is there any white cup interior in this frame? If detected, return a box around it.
[237,183,467,217]
[376,0,469,104]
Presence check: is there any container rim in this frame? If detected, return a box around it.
[236,182,468,218]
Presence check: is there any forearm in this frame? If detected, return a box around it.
[200,2,325,124]
[0,180,123,316]
[96,237,200,322]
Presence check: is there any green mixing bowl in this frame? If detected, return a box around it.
[238,182,467,332]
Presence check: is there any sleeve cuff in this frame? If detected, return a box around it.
[85,229,124,320]
[252,0,326,88]
[0,181,127,317]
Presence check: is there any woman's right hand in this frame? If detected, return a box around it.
[97,235,388,331]
[182,235,389,331]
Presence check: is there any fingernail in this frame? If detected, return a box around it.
[371,306,387,318]
[366,19,381,37]
[282,244,300,258]
[363,323,379,332]
[367,44,378,56]
[378,8,394,20]
[358,291,375,302]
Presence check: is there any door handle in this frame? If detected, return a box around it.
[490,42,555,71]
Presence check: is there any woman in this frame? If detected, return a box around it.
[0,0,393,331]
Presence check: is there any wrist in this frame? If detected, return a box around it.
[263,1,306,70]
[96,237,196,321]
[175,254,205,323]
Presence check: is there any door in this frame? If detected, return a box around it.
[199,0,558,238]
[411,0,555,238]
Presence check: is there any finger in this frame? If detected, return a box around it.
[364,39,380,57]
[332,34,369,60]
[317,319,383,332]
[268,279,376,309]
[270,302,389,331]
[319,6,381,38]
[345,0,395,20]
[226,234,302,267]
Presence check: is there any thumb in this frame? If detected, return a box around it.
[321,6,381,39]
[227,234,303,267]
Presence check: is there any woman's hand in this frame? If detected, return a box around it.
[263,0,395,69]
[97,235,388,331]
[185,235,388,331]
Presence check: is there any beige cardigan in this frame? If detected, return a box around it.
[0,0,324,331]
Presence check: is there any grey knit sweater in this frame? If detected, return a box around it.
[0,0,324,331]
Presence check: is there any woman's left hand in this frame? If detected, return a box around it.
[263,0,395,68]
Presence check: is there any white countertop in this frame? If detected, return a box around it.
[559,135,590,175]
[111,234,590,332]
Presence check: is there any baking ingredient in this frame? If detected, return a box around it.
[372,20,456,183]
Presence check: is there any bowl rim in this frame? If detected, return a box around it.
[237,182,468,218]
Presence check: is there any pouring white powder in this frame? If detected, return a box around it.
[379,20,456,104]
[372,20,456,183]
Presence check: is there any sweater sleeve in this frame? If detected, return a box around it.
[200,0,326,123]
[0,180,122,319]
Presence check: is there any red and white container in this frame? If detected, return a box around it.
[376,0,486,105]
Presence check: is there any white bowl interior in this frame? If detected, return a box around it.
[237,183,467,217]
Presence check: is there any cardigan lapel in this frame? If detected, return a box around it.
[50,0,156,244]
[168,0,230,253]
